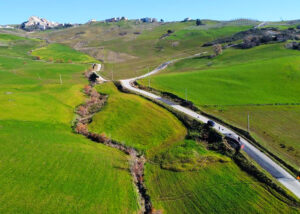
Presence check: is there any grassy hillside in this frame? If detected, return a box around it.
[2,29,299,213]
[89,82,187,157]
[0,33,41,58]
[87,81,299,213]
[32,21,254,79]
[140,44,300,105]
[205,105,300,169]
[32,43,98,63]
[139,43,300,169]
[0,34,139,213]
[146,163,299,214]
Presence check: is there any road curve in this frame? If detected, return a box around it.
[119,61,300,199]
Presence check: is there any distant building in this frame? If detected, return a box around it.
[105,17,128,23]
[141,17,152,23]
[88,19,97,23]
[183,18,192,22]
[141,17,158,23]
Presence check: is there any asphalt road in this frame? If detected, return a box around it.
[119,61,300,199]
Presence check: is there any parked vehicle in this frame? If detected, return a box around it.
[207,120,215,127]
[224,133,243,151]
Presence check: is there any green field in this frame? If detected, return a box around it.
[32,43,98,63]
[139,43,300,169]
[87,81,299,213]
[146,162,299,214]
[2,23,300,213]
[205,105,300,168]
[0,34,139,213]
[89,82,187,157]
[32,21,254,79]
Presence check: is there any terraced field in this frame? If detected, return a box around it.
[0,34,139,213]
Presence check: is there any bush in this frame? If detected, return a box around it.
[75,122,88,135]
[84,85,92,95]
[213,44,223,56]
[55,59,64,63]
[77,105,88,117]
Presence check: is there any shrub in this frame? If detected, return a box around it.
[213,44,223,55]
[75,122,88,135]
[55,59,64,63]
[77,105,88,117]
[90,89,100,98]
[89,133,109,143]
[84,85,92,95]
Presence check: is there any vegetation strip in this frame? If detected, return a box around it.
[73,67,152,214]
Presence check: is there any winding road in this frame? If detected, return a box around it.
[116,60,300,199]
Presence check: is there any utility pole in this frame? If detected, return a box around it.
[111,63,114,81]
[185,88,188,101]
[59,74,62,85]
[247,113,250,132]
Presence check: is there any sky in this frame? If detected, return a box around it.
[1,0,300,25]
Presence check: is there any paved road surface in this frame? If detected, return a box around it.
[119,61,300,199]
[255,22,268,29]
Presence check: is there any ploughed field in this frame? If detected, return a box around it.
[0,34,139,213]
[138,43,300,170]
